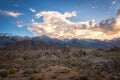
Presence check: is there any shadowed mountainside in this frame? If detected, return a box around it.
[0,40,60,50]
[1,34,120,48]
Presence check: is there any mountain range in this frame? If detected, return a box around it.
[0,33,120,50]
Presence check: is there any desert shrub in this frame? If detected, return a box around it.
[51,73,59,79]
[90,71,102,80]
[7,68,17,74]
[62,46,71,54]
[98,48,104,51]
[72,49,87,57]
[33,69,40,73]
[60,69,70,74]
[0,69,8,77]
[41,73,45,80]
[109,47,120,52]
[79,76,89,80]
[29,75,41,80]
[117,78,120,80]
[69,76,89,80]
[106,76,116,80]
[29,72,46,80]
[69,75,80,80]
[4,52,19,60]
[69,76,76,80]
[106,58,120,73]
[0,76,3,80]
[60,58,82,67]
[52,75,57,79]
[24,68,35,75]
[112,59,120,72]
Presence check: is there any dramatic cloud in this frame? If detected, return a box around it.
[117,9,120,16]
[29,8,36,13]
[0,10,23,18]
[28,10,120,40]
[96,8,120,35]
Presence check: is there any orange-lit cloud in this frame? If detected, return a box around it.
[92,9,120,36]
[28,10,120,40]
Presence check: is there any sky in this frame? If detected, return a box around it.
[0,0,120,40]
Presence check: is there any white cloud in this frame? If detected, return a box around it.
[63,11,76,17]
[112,1,116,4]
[16,21,24,27]
[32,19,35,22]
[27,10,120,40]
[0,10,23,18]
[29,8,36,13]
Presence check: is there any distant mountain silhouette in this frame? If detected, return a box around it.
[0,40,60,50]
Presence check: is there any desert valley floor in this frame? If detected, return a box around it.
[0,47,120,80]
